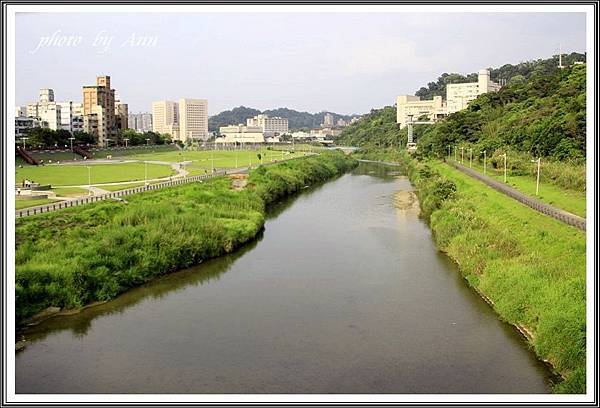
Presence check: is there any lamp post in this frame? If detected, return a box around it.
[447,145,451,159]
[469,148,473,168]
[146,138,150,146]
[124,138,129,148]
[86,166,92,196]
[460,147,464,164]
[454,146,457,162]
[20,137,28,149]
[69,137,75,151]
[481,150,487,175]
[531,157,541,195]
[502,153,507,183]
[144,161,148,187]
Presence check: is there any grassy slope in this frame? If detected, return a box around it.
[15,162,174,186]
[427,159,585,393]
[16,152,357,323]
[15,198,59,210]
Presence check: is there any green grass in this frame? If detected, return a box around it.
[398,154,585,393]
[15,162,175,187]
[96,182,148,192]
[90,145,178,158]
[15,198,59,210]
[51,187,89,197]
[452,159,586,217]
[128,148,306,165]
[15,152,357,326]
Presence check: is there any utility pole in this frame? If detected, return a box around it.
[481,150,487,175]
[532,158,541,195]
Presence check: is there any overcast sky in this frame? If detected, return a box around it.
[15,12,586,115]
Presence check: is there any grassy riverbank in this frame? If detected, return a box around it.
[357,149,585,393]
[16,152,357,323]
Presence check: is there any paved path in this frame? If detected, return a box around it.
[448,161,586,231]
[15,155,313,218]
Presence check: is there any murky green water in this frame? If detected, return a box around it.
[16,162,553,393]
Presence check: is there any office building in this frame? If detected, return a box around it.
[179,98,208,141]
[152,100,179,136]
[322,113,334,127]
[57,102,84,133]
[26,88,61,130]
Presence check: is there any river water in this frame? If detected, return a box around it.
[16,162,553,394]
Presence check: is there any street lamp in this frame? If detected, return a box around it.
[454,146,457,162]
[531,157,541,195]
[144,161,148,187]
[69,137,75,151]
[20,137,29,149]
[469,148,473,168]
[146,138,150,146]
[481,150,487,175]
[124,138,129,148]
[460,147,464,164]
[502,153,507,183]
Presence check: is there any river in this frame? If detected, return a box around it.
[16,162,554,394]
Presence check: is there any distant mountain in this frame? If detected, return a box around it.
[208,106,357,132]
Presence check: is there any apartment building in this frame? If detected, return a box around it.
[322,113,334,127]
[115,102,129,132]
[128,112,153,132]
[246,114,288,136]
[26,88,61,130]
[179,99,208,141]
[396,69,501,128]
[57,102,84,133]
[82,75,117,144]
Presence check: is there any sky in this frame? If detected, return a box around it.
[15,11,586,116]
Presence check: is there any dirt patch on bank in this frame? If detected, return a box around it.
[229,174,248,191]
[393,190,420,213]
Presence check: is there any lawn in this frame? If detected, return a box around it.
[51,187,89,197]
[453,159,586,217]
[127,148,306,165]
[15,198,59,210]
[427,160,585,393]
[16,162,175,187]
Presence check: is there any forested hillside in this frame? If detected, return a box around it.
[209,106,356,131]
[415,52,585,99]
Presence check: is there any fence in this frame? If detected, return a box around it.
[15,154,314,218]
[449,161,586,231]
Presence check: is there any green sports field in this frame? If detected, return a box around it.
[16,162,175,187]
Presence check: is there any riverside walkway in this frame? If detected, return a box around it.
[15,155,312,218]
[448,161,586,231]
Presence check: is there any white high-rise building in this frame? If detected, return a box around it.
[246,114,288,136]
[179,98,208,141]
[152,100,179,137]
[323,113,334,127]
